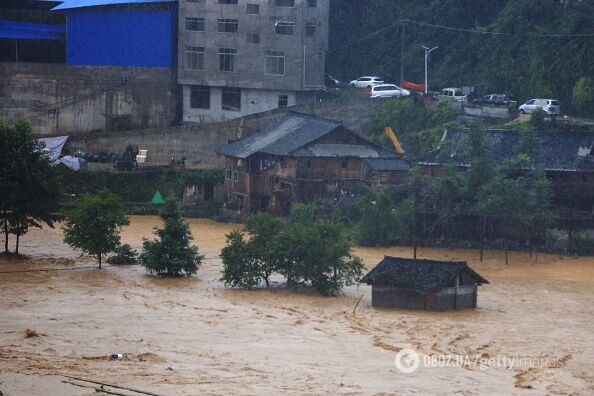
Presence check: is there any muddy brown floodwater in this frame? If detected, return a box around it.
[1,216,593,395]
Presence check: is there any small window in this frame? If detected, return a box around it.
[184,46,204,70]
[185,17,205,31]
[222,87,241,111]
[275,0,295,6]
[218,48,237,72]
[225,169,232,179]
[265,50,285,75]
[190,85,210,109]
[246,3,259,14]
[218,18,238,33]
[275,21,295,35]
[306,23,316,37]
[307,0,317,6]
[278,95,288,108]
[233,170,240,182]
[219,0,238,4]
[341,159,348,169]
[260,159,268,170]
[247,32,260,44]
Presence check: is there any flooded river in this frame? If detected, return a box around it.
[1,216,593,395]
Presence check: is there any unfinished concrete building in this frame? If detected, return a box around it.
[178,0,329,123]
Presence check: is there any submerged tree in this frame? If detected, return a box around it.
[63,189,129,268]
[140,198,204,276]
[0,118,60,255]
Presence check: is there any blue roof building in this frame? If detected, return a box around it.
[51,0,177,67]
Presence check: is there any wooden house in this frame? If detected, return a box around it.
[217,113,408,213]
[361,256,489,310]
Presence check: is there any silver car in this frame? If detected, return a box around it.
[369,84,411,98]
[519,99,560,115]
[349,76,384,89]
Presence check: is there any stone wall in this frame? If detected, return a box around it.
[0,62,181,135]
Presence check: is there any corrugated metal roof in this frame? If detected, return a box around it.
[293,144,382,158]
[217,113,341,159]
[421,129,594,172]
[52,0,175,11]
[0,21,65,40]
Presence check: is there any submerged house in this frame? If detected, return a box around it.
[361,256,489,311]
[217,113,408,213]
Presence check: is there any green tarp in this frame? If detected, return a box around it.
[151,191,164,204]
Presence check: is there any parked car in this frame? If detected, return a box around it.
[369,84,411,98]
[435,87,467,102]
[518,99,560,115]
[472,94,516,108]
[324,74,346,90]
[349,76,384,89]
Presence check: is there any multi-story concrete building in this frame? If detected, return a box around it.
[178,0,329,123]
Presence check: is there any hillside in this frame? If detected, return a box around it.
[327,0,594,116]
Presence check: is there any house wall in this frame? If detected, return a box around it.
[0,62,180,135]
[371,285,478,310]
[66,6,176,67]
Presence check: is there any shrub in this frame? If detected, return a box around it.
[139,198,204,276]
[570,233,594,256]
[530,108,547,129]
[107,244,138,265]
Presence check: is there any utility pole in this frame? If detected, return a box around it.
[400,20,405,88]
[422,45,438,94]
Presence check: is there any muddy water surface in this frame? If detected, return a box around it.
[1,216,593,395]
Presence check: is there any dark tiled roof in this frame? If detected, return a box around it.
[420,129,594,172]
[360,256,488,292]
[217,113,404,164]
[365,158,410,171]
[217,113,341,159]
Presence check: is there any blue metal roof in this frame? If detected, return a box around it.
[0,21,65,40]
[52,0,175,11]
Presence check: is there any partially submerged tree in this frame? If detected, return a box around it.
[63,189,129,268]
[140,198,204,276]
[0,118,60,255]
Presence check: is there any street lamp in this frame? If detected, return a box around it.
[422,45,438,94]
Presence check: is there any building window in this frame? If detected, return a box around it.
[246,3,259,14]
[278,95,288,108]
[219,0,238,4]
[341,159,348,169]
[275,0,295,7]
[185,17,205,31]
[218,48,237,72]
[265,50,285,75]
[233,170,240,182]
[187,0,205,3]
[307,0,317,7]
[275,21,295,35]
[218,19,239,33]
[222,87,241,111]
[225,168,232,180]
[306,23,316,37]
[184,46,204,70]
[247,33,260,44]
[190,86,210,109]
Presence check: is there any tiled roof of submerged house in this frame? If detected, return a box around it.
[420,129,594,172]
[218,113,408,169]
[360,256,489,292]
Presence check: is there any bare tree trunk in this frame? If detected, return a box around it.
[15,233,19,255]
[98,253,102,269]
[3,209,8,254]
[505,240,509,265]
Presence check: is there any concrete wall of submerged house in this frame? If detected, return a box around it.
[0,62,180,135]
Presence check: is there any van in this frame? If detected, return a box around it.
[518,99,560,115]
[435,88,467,102]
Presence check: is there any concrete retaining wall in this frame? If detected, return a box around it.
[0,62,181,135]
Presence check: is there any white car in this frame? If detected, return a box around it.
[369,84,411,98]
[518,99,560,115]
[349,76,384,89]
[435,87,467,102]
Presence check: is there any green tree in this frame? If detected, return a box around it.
[63,189,129,268]
[0,118,60,255]
[140,198,203,276]
[572,76,594,117]
[530,108,547,129]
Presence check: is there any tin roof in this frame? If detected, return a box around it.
[360,256,489,292]
[51,0,175,11]
[0,21,65,40]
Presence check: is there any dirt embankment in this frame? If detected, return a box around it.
[1,216,593,395]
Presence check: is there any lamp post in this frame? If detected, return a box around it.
[422,45,438,94]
